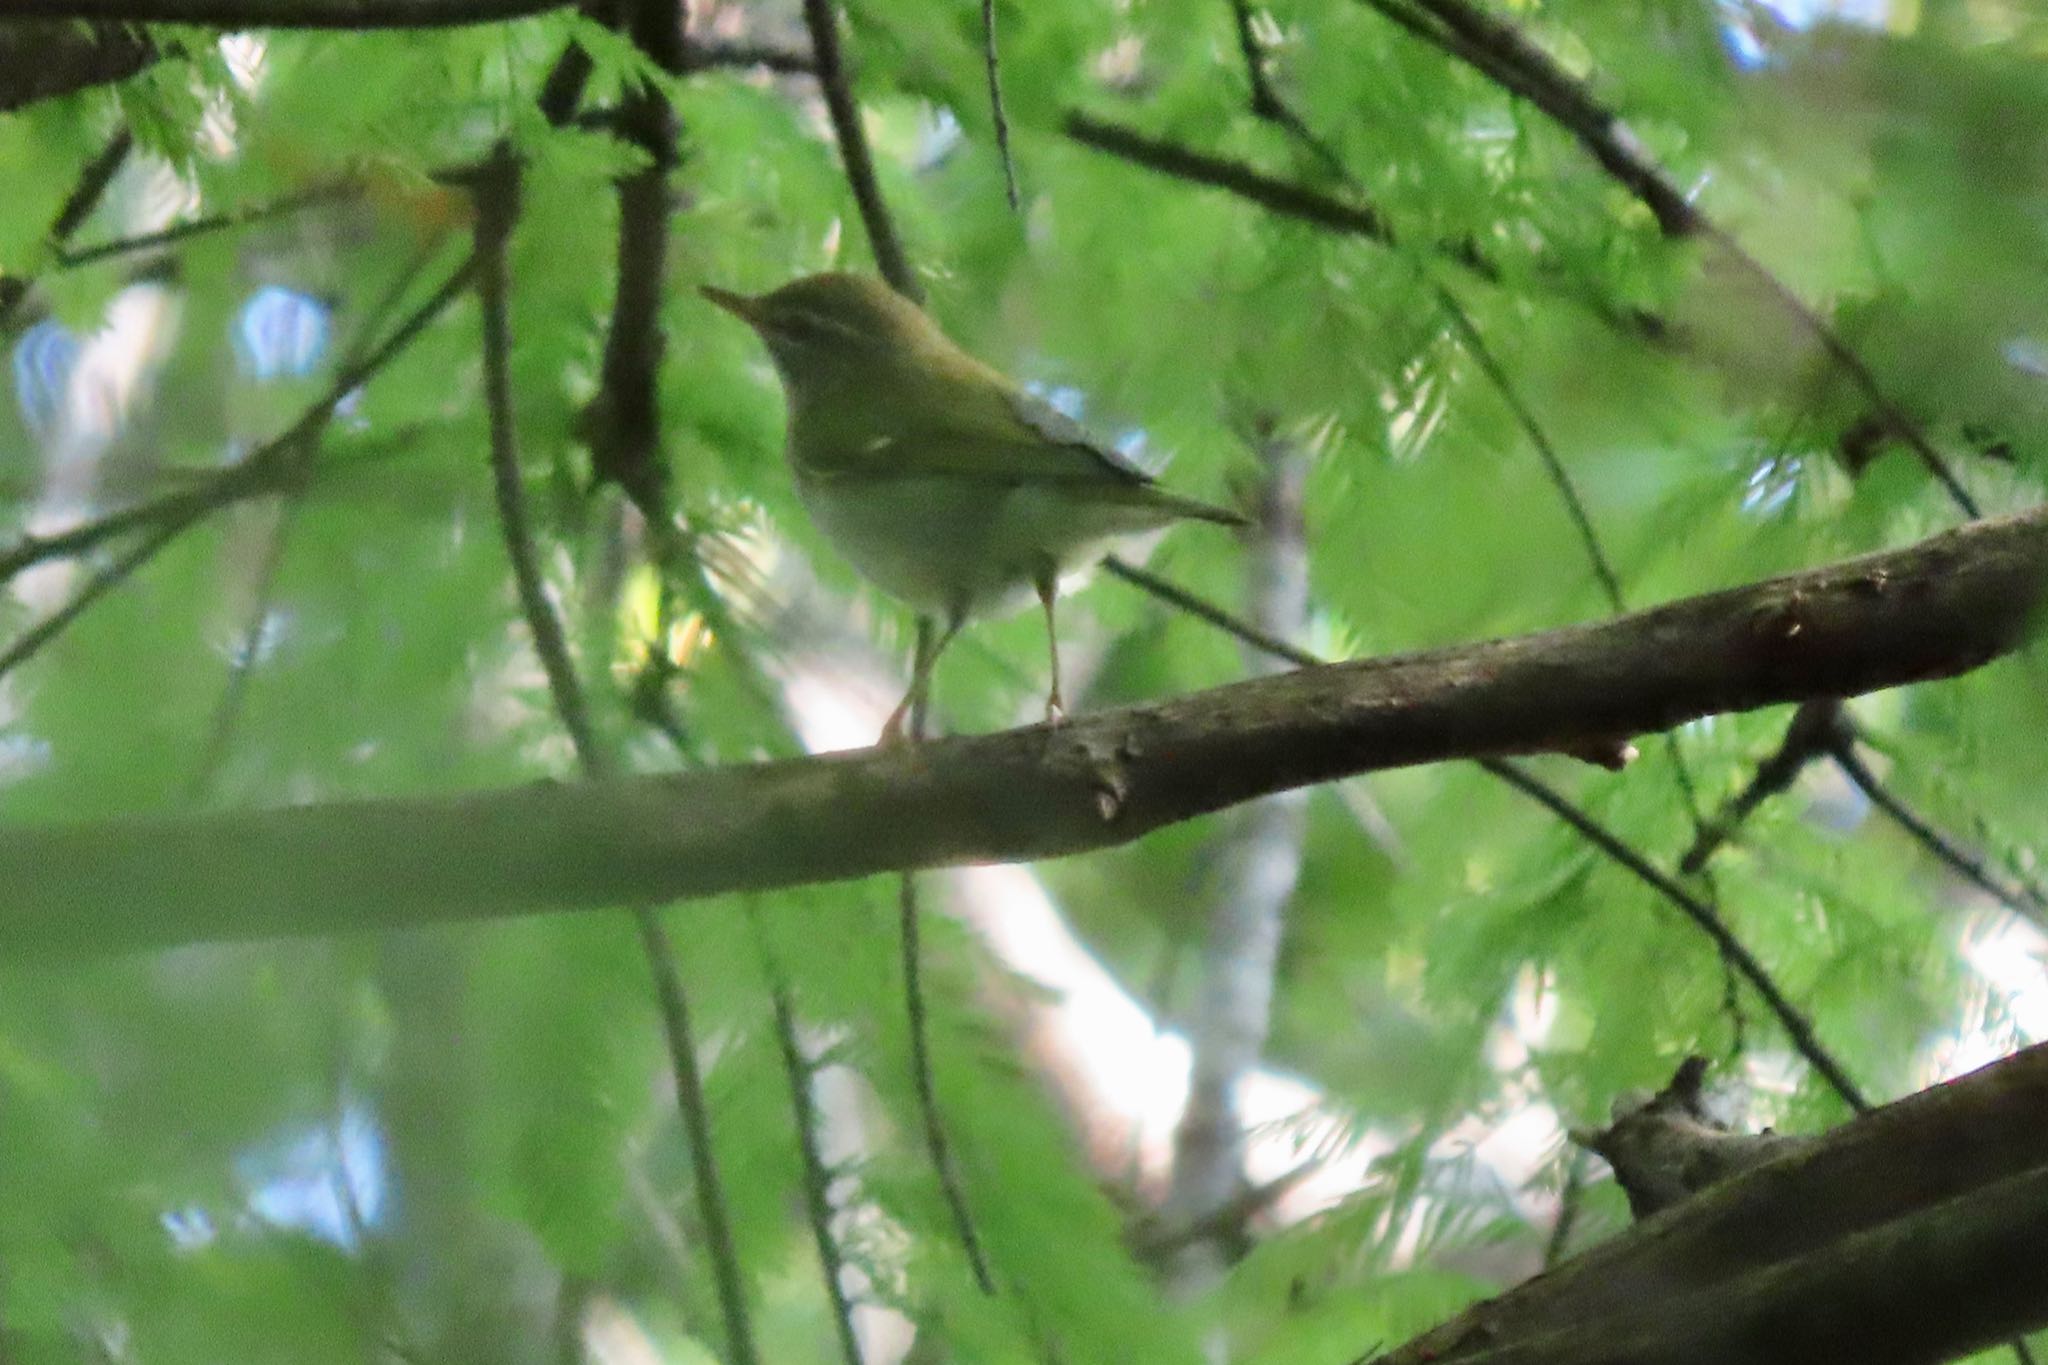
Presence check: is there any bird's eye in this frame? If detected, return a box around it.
[774,311,833,345]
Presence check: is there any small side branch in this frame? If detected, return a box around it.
[980,0,1020,208]
[0,130,132,333]
[1065,113,1393,245]
[899,875,997,1294]
[1680,698,1841,873]
[754,916,864,1365]
[1487,756,1870,1114]
[1827,726,2048,927]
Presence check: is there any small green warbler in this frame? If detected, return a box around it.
[703,272,1244,743]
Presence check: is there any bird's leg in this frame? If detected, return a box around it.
[879,612,963,746]
[880,616,937,746]
[1036,571,1064,725]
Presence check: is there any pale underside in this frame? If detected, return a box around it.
[795,468,1187,621]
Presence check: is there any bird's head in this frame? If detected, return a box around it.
[701,272,942,395]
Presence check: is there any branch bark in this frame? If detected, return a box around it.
[5,507,2046,955]
[1372,1043,2048,1365]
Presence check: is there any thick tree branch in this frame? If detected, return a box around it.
[4,507,2044,954]
[1110,558,1863,1108]
[0,0,567,27]
[1373,1043,2048,1365]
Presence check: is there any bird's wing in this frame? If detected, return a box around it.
[858,377,1154,487]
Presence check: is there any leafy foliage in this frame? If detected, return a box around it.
[1,0,2045,1361]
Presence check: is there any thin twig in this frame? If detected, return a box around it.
[1065,112,1395,246]
[1228,0,1348,181]
[1486,757,1870,1113]
[1433,286,1624,612]
[187,499,299,796]
[980,0,1020,209]
[0,250,476,680]
[752,910,865,1365]
[891,629,996,1292]
[899,871,998,1294]
[636,911,762,1365]
[0,129,132,333]
[0,509,197,683]
[475,151,604,769]
[474,143,758,1365]
[56,182,356,269]
[682,39,818,75]
[1828,730,2048,927]
[184,244,438,796]
[1103,555,1871,1114]
[800,0,920,301]
[1358,0,1980,519]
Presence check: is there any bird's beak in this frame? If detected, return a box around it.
[699,284,762,326]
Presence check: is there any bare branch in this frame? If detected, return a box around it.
[1065,112,1394,246]
[7,507,2046,955]
[0,24,157,111]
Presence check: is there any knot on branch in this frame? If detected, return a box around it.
[1575,1056,1813,1220]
